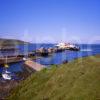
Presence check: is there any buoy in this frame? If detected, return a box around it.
[4,64,9,68]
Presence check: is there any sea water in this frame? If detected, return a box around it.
[0,44,100,73]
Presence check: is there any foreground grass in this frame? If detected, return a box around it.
[8,55,100,100]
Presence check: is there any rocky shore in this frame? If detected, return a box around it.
[0,64,35,99]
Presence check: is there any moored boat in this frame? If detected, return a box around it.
[2,69,11,80]
[35,47,49,56]
[55,43,80,51]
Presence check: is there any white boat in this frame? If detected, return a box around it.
[2,69,11,80]
[55,43,75,48]
[55,43,80,51]
[5,70,11,73]
[23,57,27,61]
[55,43,67,49]
[55,43,66,47]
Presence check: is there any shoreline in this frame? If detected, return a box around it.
[0,54,99,99]
[7,55,100,100]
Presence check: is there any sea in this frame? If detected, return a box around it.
[0,44,100,73]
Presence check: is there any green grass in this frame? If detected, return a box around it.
[8,55,100,100]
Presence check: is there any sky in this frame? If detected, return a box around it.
[0,0,100,43]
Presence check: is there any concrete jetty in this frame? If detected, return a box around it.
[24,59,45,71]
[0,57,23,64]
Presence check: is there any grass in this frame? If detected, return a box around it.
[8,55,100,100]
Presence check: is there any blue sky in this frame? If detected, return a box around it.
[0,0,100,43]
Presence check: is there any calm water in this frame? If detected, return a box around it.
[0,44,100,73]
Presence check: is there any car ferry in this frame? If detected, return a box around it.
[55,43,80,51]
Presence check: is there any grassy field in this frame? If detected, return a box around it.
[8,55,100,100]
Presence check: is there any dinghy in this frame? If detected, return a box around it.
[2,69,11,80]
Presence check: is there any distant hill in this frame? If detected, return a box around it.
[8,55,100,100]
[0,38,29,46]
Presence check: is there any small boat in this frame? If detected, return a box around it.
[2,69,11,80]
[23,57,27,61]
[2,63,11,80]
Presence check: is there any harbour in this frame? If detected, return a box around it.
[0,0,100,99]
[0,43,80,64]
[0,43,100,99]
[0,43,99,71]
